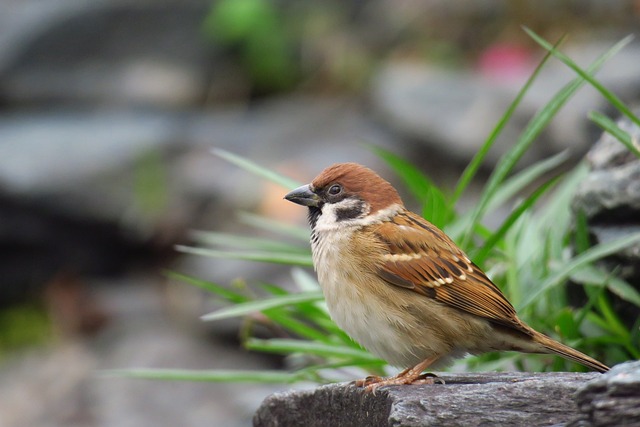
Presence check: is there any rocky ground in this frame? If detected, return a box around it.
[254,363,640,426]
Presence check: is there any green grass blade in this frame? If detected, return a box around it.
[518,232,640,310]
[537,163,589,254]
[245,338,380,361]
[191,231,306,253]
[201,291,324,321]
[212,148,302,189]
[596,294,631,340]
[574,210,592,254]
[420,185,455,229]
[473,174,561,264]
[573,270,605,329]
[524,28,638,127]
[165,271,248,303]
[371,146,454,227]
[101,368,303,383]
[291,268,320,292]
[237,212,310,241]
[258,282,290,296]
[572,265,640,308]
[296,358,388,373]
[589,111,640,159]
[287,300,332,324]
[312,317,355,346]
[176,245,313,266]
[452,36,563,203]
[604,277,640,309]
[371,146,447,203]
[461,37,626,247]
[263,311,332,343]
[486,150,570,213]
[449,150,569,242]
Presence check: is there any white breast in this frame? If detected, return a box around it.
[311,225,424,367]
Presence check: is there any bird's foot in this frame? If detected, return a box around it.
[354,371,443,394]
[352,375,384,388]
[353,356,444,393]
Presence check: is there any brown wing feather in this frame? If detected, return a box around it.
[372,211,532,336]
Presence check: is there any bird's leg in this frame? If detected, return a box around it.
[354,356,441,393]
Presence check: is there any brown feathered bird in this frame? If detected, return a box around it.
[285,163,609,392]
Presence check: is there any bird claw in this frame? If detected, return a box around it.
[351,375,383,388]
[354,372,444,393]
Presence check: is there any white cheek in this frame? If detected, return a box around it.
[314,199,368,231]
[314,206,337,231]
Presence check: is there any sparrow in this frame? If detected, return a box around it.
[284,162,609,392]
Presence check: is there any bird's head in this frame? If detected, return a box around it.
[284,163,403,227]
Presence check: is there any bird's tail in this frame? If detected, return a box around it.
[534,331,609,373]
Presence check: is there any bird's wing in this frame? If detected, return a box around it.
[371,211,531,335]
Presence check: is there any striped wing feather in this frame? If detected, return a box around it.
[372,211,531,336]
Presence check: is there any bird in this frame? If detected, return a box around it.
[284,162,609,392]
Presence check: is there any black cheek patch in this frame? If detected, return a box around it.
[335,201,366,221]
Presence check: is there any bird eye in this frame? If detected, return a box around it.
[328,184,342,195]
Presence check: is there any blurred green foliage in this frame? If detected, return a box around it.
[133,149,169,225]
[0,304,51,358]
[203,0,298,91]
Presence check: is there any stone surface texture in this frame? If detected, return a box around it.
[254,372,602,427]
[573,111,640,229]
[571,361,640,427]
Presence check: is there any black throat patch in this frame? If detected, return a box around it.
[308,207,321,230]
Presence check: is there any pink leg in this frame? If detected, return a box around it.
[353,356,441,393]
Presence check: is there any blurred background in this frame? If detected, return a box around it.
[0,1,639,426]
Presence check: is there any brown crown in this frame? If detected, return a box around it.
[311,163,403,213]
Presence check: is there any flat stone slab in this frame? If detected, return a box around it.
[254,371,602,427]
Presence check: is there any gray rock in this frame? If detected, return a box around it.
[370,63,537,166]
[0,111,179,193]
[587,122,640,170]
[0,0,226,107]
[0,97,397,226]
[573,119,640,222]
[571,361,640,427]
[0,110,187,303]
[571,112,640,262]
[572,159,640,247]
[0,110,181,231]
[254,372,601,427]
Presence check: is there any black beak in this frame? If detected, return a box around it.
[284,184,320,207]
